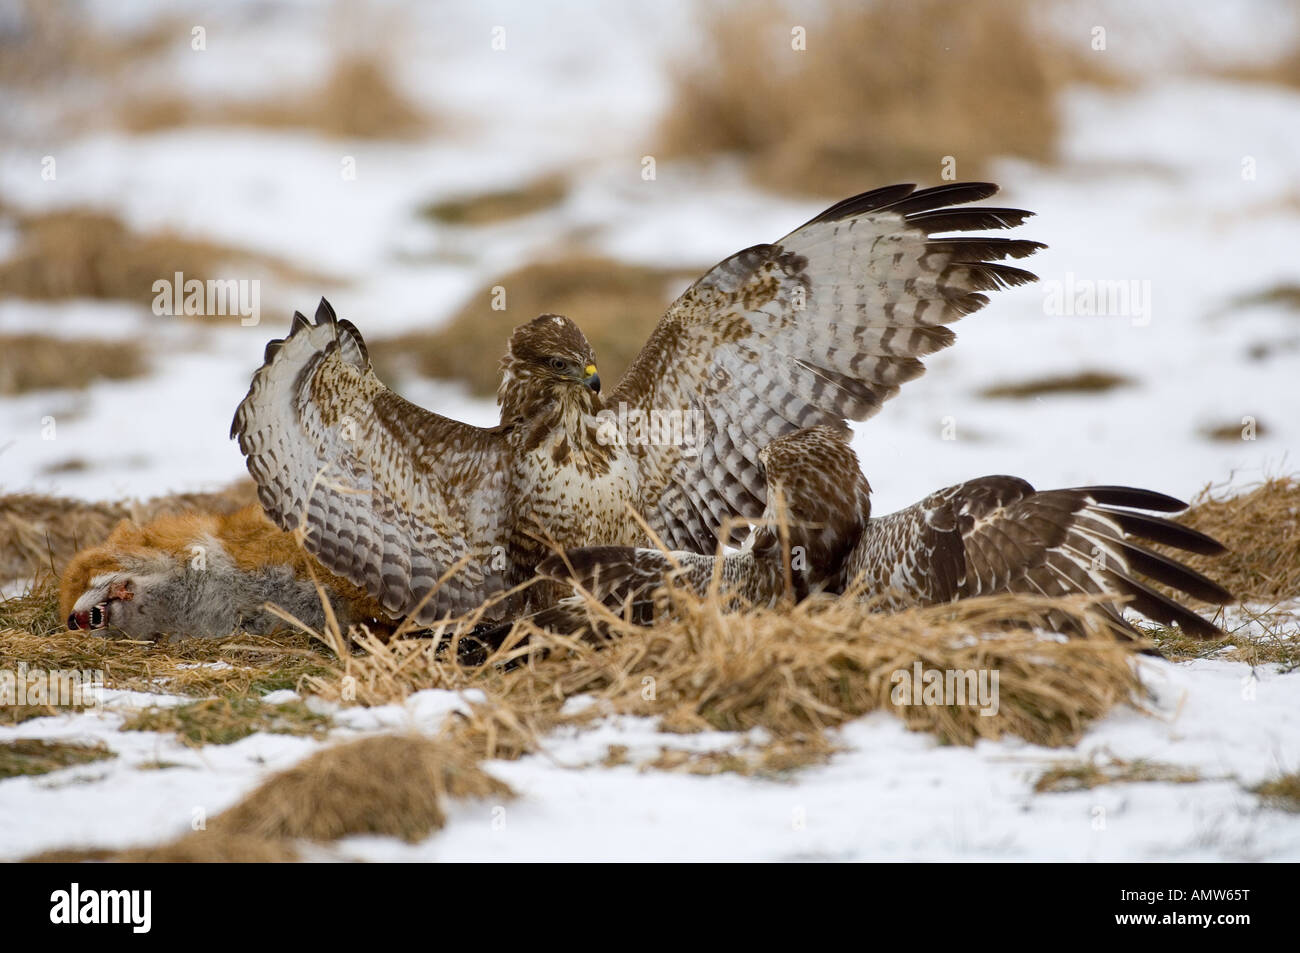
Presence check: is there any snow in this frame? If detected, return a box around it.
[3,650,1295,862]
[1,0,1297,861]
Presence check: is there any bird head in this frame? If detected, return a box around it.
[755,425,871,568]
[498,313,601,418]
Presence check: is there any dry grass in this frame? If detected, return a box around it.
[1223,37,1300,91]
[1034,756,1203,793]
[0,706,68,727]
[978,370,1134,400]
[25,833,303,863]
[374,257,696,398]
[1140,607,1299,670]
[1175,477,1300,604]
[208,734,512,842]
[1,4,427,141]
[22,735,513,861]
[0,739,114,779]
[0,481,257,580]
[657,0,1116,197]
[1222,609,1300,671]
[0,206,320,305]
[419,177,568,226]
[1230,283,1300,313]
[0,599,335,705]
[118,55,430,140]
[312,591,1147,752]
[1201,419,1270,442]
[1254,773,1300,812]
[121,697,331,747]
[1143,623,1232,663]
[638,736,834,779]
[0,333,148,396]
[0,0,179,87]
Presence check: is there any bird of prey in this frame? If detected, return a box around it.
[232,182,1043,623]
[539,425,1232,641]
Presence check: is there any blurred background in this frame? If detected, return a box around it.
[0,0,1297,534]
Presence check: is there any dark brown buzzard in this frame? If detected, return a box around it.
[541,425,1232,641]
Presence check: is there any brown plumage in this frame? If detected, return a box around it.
[541,426,1234,642]
[232,183,1042,622]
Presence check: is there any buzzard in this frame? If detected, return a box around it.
[232,182,1044,623]
[538,425,1232,641]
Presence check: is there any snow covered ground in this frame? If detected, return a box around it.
[1,0,1297,861]
[2,642,1297,862]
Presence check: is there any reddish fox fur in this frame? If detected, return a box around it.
[60,505,393,640]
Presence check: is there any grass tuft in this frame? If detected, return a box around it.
[25,833,303,863]
[1034,756,1202,793]
[207,733,512,843]
[639,736,834,779]
[314,591,1148,751]
[1253,773,1300,812]
[0,334,148,396]
[119,55,431,140]
[1201,419,1269,442]
[418,177,568,226]
[0,739,114,779]
[121,697,331,747]
[1230,283,1300,313]
[979,371,1134,400]
[0,206,321,305]
[1174,477,1300,604]
[656,0,1117,197]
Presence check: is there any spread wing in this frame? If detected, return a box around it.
[611,182,1042,553]
[541,428,1233,641]
[852,479,1233,638]
[231,299,512,622]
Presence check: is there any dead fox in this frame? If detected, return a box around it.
[59,505,394,641]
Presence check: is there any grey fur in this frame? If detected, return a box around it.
[68,540,356,641]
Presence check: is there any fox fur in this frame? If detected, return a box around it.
[59,505,394,641]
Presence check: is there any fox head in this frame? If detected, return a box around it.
[59,526,370,641]
[58,508,389,640]
[60,545,200,640]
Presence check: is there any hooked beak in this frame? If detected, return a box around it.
[583,364,601,394]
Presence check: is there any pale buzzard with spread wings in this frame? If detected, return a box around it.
[232,182,1042,623]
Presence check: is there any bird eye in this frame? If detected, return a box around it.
[548,358,567,371]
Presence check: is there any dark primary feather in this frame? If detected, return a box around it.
[1093,507,1225,556]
